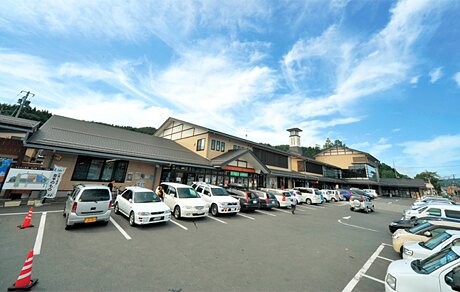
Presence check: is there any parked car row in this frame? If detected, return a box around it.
[385,196,460,291]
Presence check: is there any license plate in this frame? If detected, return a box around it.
[153,217,163,221]
[84,217,96,223]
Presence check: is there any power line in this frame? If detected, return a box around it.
[13,90,34,118]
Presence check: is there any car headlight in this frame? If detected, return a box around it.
[137,212,150,216]
[390,222,397,226]
[403,247,413,256]
[386,273,396,290]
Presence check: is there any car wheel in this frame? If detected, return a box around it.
[365,207,370,213]
[306,199,312,205]
[129,212,136,226]
[211,204,219,216]
[114,203,120,215]
[331,198,336,202]
[174,206,181,219]
[65,216,72,230]
[399,246,403,258]
[350,207,354,211]
[275,201,280,208]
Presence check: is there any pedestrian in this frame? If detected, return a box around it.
[291,192,298,215]
[108,180,115,192]
[156,185,164,201]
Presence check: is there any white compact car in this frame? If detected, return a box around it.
[192,182,240,216]
[403,230,460,261]
[293,187,323,205]
[260,188,292,208]
[404,204,460,220]
[412,198,454,209]
[319,190,333,202]
[161,182,208,219]
[363,189,378,198]
[114,186,170,226]
[385,246,460,292]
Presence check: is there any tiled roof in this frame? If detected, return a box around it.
[0,114,40,131]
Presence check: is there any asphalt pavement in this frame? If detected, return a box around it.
[0,197,413,291]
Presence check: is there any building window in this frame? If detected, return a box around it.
[196,138,205,151]
[72,156,128,182]
[233,145,237,150]
[216,141,221,151]
[221,142,225,152]
[211,139,216,150]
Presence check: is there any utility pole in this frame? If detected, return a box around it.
[14,90,34,118]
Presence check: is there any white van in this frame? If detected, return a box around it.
[292,187,322,205]
[403,204,460,220]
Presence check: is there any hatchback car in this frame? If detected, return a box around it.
[114,186,170,226]
[63,184,112,230]
[252,190,278,210]
[161,182,208,219]
[293,187,323,204]
[226,184,260,211]
[388,216,446,233]
[192,182,240,216]
[260,188,292,208]
[403,230,460,261]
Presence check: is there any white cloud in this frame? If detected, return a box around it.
[453,72,460,87]
[398,134,460,176]
[410,75,419,84]
[350,137,392,158]
[429,67,443,83]
[392,128,401,133]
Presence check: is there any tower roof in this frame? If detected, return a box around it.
[286,128,302,132]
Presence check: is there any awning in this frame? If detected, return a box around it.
[270,169,307,179]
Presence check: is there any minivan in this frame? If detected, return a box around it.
[404,204,460,220]
[63,184,112,230]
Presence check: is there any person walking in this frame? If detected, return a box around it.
[291,192,298,215]
[156,185,164,201]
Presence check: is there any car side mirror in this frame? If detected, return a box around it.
[129,199,132,203]
[424,231,432,237]
[446,270,460,291]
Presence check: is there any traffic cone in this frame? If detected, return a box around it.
[8,249,38,291]
[17,208,34,229]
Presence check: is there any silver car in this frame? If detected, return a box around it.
[349,194,375,213]
[63,184,112,230]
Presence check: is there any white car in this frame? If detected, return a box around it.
[319,190,333,202]
[363,189,378,198]
[293,187,323,205]
[404,204,460,220]
[260,188,292,208]
[114,186,170,226]
[192,182,240,216]
[385,246,460,292]
[403,230,460,261]
[161,182,208,219]
[412,198,454,209]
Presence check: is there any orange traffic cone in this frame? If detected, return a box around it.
[17,208,34,229]
[8,249,38,291]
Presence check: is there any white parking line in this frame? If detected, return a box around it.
[206,215,227,224]
[338,219,379,232]
[272,208,292,214]
[362,274,385,284]
[342,243,385,292]
[0,210,62,216]
[377,255,394,262]
[109,217,132,240]
[254,210,277,217]
[309,205,325,209]
[33,212,47,255]
[296,205,316,210]
[382,243,392,247]
[169,219,188,230]
[237,213,255,220]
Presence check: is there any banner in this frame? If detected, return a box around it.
[0,158,13,183]
[44,165,66,198]
[3,168,53,190]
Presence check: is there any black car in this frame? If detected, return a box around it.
[253,190,278,210]
[388,216,458,233]
[226,184,260,211]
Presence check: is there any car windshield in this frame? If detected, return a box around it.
[211,188,229,196]
[79,189,110,202]
[283,192,292,197]
[267,193,276,199]
[408,222,432,234]
[177,188,201,199]
[315,190,322,195]
[422,232,452,250]
[134,191,161,203]
[413,248,460,274]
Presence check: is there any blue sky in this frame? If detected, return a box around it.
[0,0,459,178]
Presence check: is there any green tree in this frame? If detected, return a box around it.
[415,171,441,191]
[323,138,334,149]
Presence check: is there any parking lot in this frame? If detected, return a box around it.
[0,197,412,291]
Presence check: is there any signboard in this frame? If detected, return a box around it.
[229,171,249,177]
[44,165,66,198]
[0,158,13,183]
[3,168,53,190]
